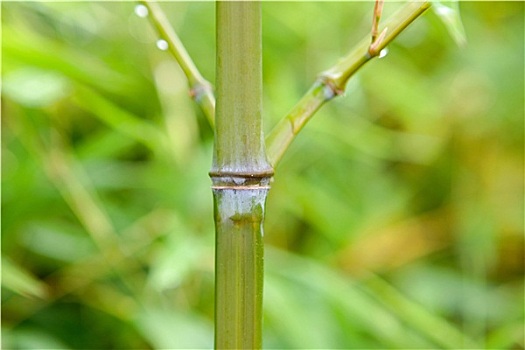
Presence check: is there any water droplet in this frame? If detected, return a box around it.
[379,47,389,59]
[134,4,149,18]
[156,39,168,51]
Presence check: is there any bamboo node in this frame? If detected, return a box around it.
[189,81,214,102]
[210,173,273,189]
[317,76,344,101]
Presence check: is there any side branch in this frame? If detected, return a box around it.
[370,0,385,44]
[265,1,430,167]
[265,78,343,167]
[140,1,215,126]
[369,0,387,57]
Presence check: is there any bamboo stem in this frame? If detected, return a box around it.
[211,1,271,177]
[140,0,215,126]
[266,1,431,167]
[211,2,272,349]
[212,184,268,349]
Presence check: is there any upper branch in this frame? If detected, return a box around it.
[265,1,431,167]
[140,1,215,126]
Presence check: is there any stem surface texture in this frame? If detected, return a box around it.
[212,2,271,349]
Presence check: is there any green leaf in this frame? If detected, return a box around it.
[134,307,213,349]
[1,257,48,299]
[148,233,204,291]
[73,86,166,153]
[2,327,72,350]
[432,1,467,47]
[2,68,70,107]
[364,274,481,349]
[2,25,141,98]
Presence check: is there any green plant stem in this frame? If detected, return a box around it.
[211,2,271,176]
[266,0,431,167]
[140,0,215,126]
[211,2,272,349]
[212,186,268,349]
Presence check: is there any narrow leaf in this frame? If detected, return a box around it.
[73,86,166,152]
[432,1,467,47]
[1,257,48,299]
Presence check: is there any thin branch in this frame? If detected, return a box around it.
[371,0,385,44]
[265,1,431,167]
[139,1,215,127]
[369,0,387,57]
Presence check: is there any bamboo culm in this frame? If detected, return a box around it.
[211,2,272,349]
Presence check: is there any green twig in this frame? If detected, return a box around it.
[266,1,431,167]
[140,1,215,127]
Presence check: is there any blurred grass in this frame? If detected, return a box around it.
[2,2,523,349]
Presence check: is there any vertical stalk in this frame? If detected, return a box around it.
[211,2,272,349]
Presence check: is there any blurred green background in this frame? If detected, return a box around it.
[2,2,523,349]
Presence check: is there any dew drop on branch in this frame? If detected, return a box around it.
[379,48,389,59]
[134,4,149,18]
[156,39,169,51]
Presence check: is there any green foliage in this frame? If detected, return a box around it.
[432,0,467,47]
[2,2,523,349]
